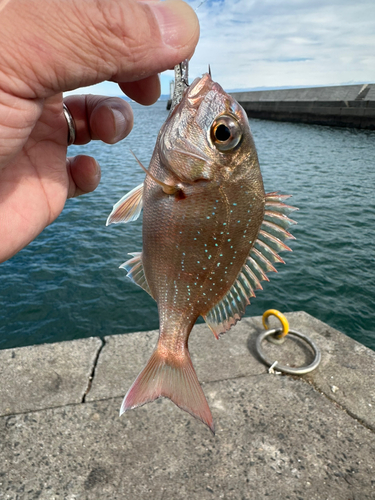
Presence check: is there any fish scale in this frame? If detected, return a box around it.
[106,61,297,432]
[144,181,261,315]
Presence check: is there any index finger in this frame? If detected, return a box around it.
[118,74,161,106]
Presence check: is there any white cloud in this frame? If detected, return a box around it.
[66,0,375,97]
[186,0,375,90]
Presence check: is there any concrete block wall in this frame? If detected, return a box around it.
[231,84,375,129]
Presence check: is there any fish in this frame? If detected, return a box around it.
[107,60,297,433]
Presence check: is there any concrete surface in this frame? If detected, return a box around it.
[0,337,102,416]
[231,84,375,129]
[0,312,374,499]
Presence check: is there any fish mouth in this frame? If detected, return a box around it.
[187,73,214,104]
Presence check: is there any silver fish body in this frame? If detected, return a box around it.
[107,65,297,432]
[144,73,264,333]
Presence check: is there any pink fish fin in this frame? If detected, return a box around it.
[265,191,295,204]
[204,194,298,339]
[120,252,153,298]
[203,272,255,338]
[120,346,215,434]
[106,183,144,226]
[250,192,298,270]
[239,191,298,289]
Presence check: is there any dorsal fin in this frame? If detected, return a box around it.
[202,273,253,339]
[106,183,144,226]
[120,252,153,298]
[203,192,297,339]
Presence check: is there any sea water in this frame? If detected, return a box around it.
[1,100,374,351]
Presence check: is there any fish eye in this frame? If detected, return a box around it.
[211,115,242,152]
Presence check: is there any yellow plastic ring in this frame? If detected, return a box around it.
[262,309,289,338]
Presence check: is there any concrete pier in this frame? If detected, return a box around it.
[231,84,375,129]
[1,312,374,499]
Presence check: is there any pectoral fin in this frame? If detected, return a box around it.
[106,183,144,225]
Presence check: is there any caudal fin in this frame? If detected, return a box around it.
[120,347,214,433]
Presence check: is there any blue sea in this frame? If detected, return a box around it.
[1,100,374,351]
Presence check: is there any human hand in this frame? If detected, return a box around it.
[0,0,199,262]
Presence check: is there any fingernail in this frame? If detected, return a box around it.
[112,108,128,142]
[148,0,199,49]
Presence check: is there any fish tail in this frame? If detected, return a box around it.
[120,345,214,433]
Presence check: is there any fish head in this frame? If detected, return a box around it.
[159,73,259,185]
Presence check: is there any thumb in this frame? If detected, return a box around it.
[0,0,199,98]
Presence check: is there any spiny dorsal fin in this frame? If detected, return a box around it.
[202,272,253,339]
[203,193,297,339]
[120,252,153,298]
[106,183,143,226]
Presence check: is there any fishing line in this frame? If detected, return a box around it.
[195,0,208,11]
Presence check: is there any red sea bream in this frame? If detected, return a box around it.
[107,62,297,433]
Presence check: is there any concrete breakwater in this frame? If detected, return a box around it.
[231,83,375,129]
[1,311,374,499]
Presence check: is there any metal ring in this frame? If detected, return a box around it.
[262,309,289,344]
[255,328,321,375]
[62,103,76,146]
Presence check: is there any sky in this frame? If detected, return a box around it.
[66,0,375,97]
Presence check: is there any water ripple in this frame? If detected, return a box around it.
[1,101,374,350]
